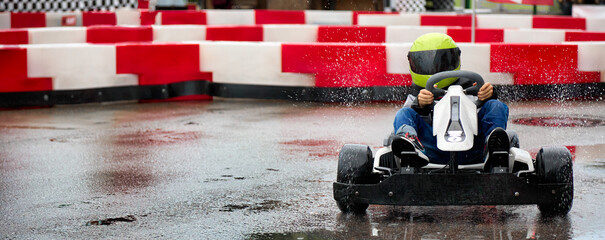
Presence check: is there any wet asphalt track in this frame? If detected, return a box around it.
[1,99,605,239]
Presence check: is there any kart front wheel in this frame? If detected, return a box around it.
[335,144,374,214]
[536,146,574,216]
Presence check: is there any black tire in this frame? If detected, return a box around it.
[335,144,373,214]
[536,146,574,216]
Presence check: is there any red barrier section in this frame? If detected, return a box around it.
[138,0,149,9]
[352,11,398,25]
[282,43,410,87]
[206,26,263,41]
[255,10,305,24]
[0,48,52,92]
[161,10,207,25]
[491,44,600,85]
[10,12,46,28]
[533,16,586,30]
[140,10,158,25]
[314,73,410,87]
[82,11,117,26]
[317,26,386,43]
[565,31,605,41]
[116,43,212,85]
[421,15,472,27]
[447,28,504,43]
[0,30,29,45]
[87,26,153,43]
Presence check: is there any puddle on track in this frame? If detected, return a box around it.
[247,206,573,240]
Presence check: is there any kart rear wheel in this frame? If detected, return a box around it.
[335,144,374,214]
[536,146,574,216]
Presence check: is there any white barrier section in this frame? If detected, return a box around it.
[0,12,9,29]
[358,14,420,26]
[263,25,318,42]
[116,8,141,25]
[386,26,446,43]
[477,14,532,29]
[46,12,83,27]
[575,42,605,82]
[29,27,87,44]
[27,44,138,90]
[504,29,565,43]
[153,25,206,42]
[198,41,314,86]
[572,5,605,18]
[305,10,352,25]
[154,12,162,25]
[206,10,255,25]
[386,43,413,74]
[458,43,513,85]
[586,18,605,32]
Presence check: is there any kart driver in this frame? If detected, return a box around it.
[392,33,510,169]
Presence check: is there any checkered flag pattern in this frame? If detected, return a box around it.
[0,0,138,12]
[394,0,426,12]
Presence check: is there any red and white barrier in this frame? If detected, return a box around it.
[0,29,28,44]
[304,10,352,25]
[205,9,255,25]
[357,13,420,26]
[116,8,141,25]
[586,18,605,32]
[255,10,305,24]
[0,12,10,29]
[206,25,263,41]
[504,28,566,43]
[1,10,604,107]
[159,10,206,25]
[86,26,152,43]
[477,14,533,29]
[82,12,117,26]
[317,26,386,43]
[0,47,52,93]
[263,25,318,42]
[27,44,137,90]
[3,10,605,32]
[116,43,211,87]
[0,42,603,105]
[10,12,46,28]
[574,5,605,31]
[152,25,206,42]
[45,12,82,27]
[4,25,605,45]
[574,42,605,83]
[386,26,447,43]
[199,42,314,86]
[29,27,87,44]
[566,31,605,42]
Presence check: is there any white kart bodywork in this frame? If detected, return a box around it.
[374,146,534,174]
[373,85,535,174]
[433,85,477,152]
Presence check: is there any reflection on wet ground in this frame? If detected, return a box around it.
[0,100,604,239]
[249,206,572,240]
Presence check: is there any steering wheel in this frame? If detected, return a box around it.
[424,70,485,107]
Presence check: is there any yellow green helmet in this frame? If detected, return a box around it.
[408,33,461,89]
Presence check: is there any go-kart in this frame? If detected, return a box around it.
[333,70,574,216]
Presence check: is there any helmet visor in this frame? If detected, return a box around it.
[408,47,461,75]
